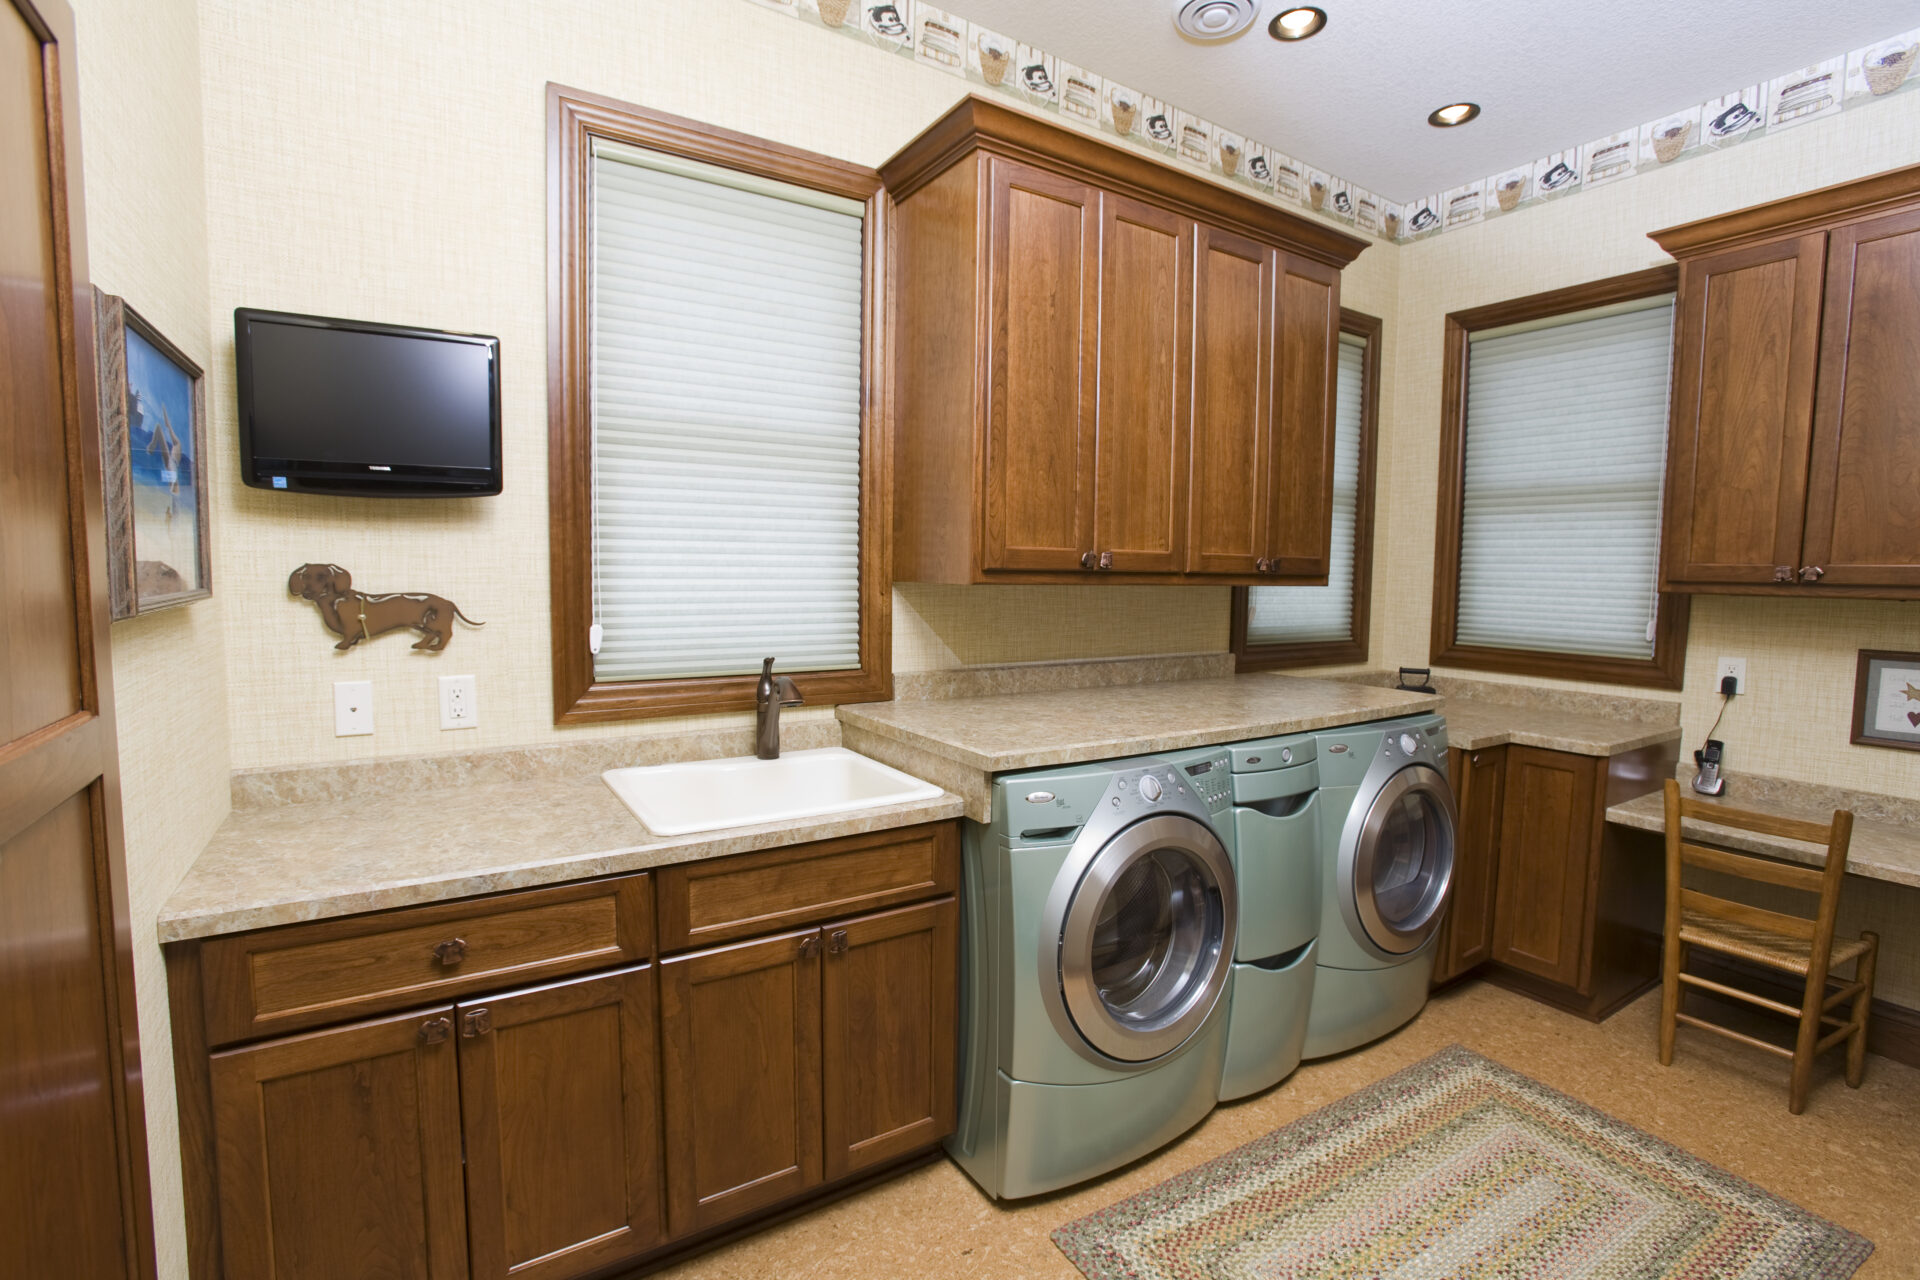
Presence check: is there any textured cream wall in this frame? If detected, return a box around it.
[1379,90,1920,799]
[70,0,226,1275]
[198,0,1391,769]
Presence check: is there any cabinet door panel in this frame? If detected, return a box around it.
[659,928,822,1236]
[1491,747,1601,989]
[1662,234,1825,586]
[1267,253,1340,578]
[1435,746,1505,984]
[458,967,662,1280]
[1802,206,1920,587]
[1094,194,1191,572]
[984,159,1098,572]
[1187,225,1273,574]
[209,1008,467,1280]
[821,898,957,1181]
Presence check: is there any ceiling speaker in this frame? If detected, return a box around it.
[1174,0,1259,41]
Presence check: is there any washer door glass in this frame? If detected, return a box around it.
[1061,814,1235,1063]
[1353,765,1455,954]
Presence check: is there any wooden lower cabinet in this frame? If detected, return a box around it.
[209,1007,469,1280]
[1432,746,1505,984]
[1491,747,1603,988]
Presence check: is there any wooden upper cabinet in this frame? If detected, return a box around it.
[1802,204,1920,588]
[1095,194,1192,572]
[883,95,1365,585]
[984,158,1100,573]
[457,967,662,1280]
[1660,234,1825,587]
[1188,225,1274,575]
[209,1007,469,1280]
[1267,253,1342,579]
[1651,161,1920,597]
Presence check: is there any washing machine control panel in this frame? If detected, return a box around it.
[1177,753,1234,808]
[1379,725,1443,767]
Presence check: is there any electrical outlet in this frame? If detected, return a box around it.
[1715,657,1747,695]
[334,681,374,736]
[439,674,478,730]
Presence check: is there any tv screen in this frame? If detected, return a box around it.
[235,309,501,496]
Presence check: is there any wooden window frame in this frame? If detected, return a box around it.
[546,84,892,724]
[1232,307,1381,670]
[1429,266,1690,690]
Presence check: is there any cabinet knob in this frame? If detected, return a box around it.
[1798,565,1825,582]
[1080,550,1099,569]
[1773,565,1794,583]
[1097,551,1114,570]
[797,934,820,959]
[432,937,467,967]
[1256,557,1273,574]
[418,1016,452,1045]
[461,1008,492,1038]
[827,929,848,955]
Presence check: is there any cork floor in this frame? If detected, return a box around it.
[654,980,1920,1279]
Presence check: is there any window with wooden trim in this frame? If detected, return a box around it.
[547,86,891,724]
[1430,267,1690,690]
[1233,308,1380,670]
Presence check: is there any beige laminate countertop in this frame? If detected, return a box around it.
[836,673,1440,773]
[1440,697,1683,757]
[157,773,964,943]
[1606,788,1920,890]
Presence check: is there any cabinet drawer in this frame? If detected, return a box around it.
[656,823,959,952]
[201,876,653,1046]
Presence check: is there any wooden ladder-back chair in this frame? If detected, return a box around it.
[1658,779,1879,1113]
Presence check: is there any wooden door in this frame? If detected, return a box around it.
[1187,225,1273,575]
[1491,747,1602,989]
[983,158,1098,573]
[208,1008,469,1280]
[1093,193,1191,572]
[1265,251,1341,578]
[0,2,156,1278]
[821,898,957,1181]
[1801,204,1920,589]
[1661,234,1826,588]
[1433,747,1505,984]
[659,927,823,1237]
[458,967,663,1280]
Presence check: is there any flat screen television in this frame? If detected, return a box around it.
[235,308,502,496]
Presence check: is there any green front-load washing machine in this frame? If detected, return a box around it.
[947,754,1238,1200]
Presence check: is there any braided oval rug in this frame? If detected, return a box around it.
[1053,1045,1871,1280]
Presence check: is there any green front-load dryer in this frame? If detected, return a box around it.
[947,754,1238,1200]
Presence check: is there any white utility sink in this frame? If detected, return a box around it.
[603,747,944,836]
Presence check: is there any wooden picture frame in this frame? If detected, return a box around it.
[1850,649,1920,752]
[94,289,211,618]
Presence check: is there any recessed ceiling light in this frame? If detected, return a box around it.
[1428,102,1481,127]
[1174,0,1259,42]
[1268,6,1327,40]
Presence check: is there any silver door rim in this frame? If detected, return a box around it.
[1350,764,1456,955]
[1057,813,1236,1063]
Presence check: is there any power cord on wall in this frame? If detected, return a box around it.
[1691,675,1737,796]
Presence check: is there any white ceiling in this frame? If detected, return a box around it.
[953,0,1920,199]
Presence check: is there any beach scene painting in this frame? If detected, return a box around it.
[94,289,211,618]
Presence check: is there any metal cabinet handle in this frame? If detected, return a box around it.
[1799,565,1825,582]
[797,934,820,959]
[1773,565,1795,583]
[418,1016,452,1045]
[1080,550,1098,569]
[827,929,848,955]
[461,1008,492,1038]
[432,938,467,967]
[1097,551,1114,570]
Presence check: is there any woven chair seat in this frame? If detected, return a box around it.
[1680,909,1871,976]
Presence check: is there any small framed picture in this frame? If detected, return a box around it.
[1850,649,1920,751]
[94,289,211,618]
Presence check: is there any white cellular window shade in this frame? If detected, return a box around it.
[1246,331,1367,645]
[589,139,866,683]
[1454,297,1675,660]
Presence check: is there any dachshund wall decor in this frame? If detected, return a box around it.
[288,563,483,651]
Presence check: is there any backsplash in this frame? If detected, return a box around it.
[738,0,1920,244]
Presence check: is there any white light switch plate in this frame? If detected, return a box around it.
[334,681,374,736]
[439,675,478,730]
[1715,657,1747,695]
